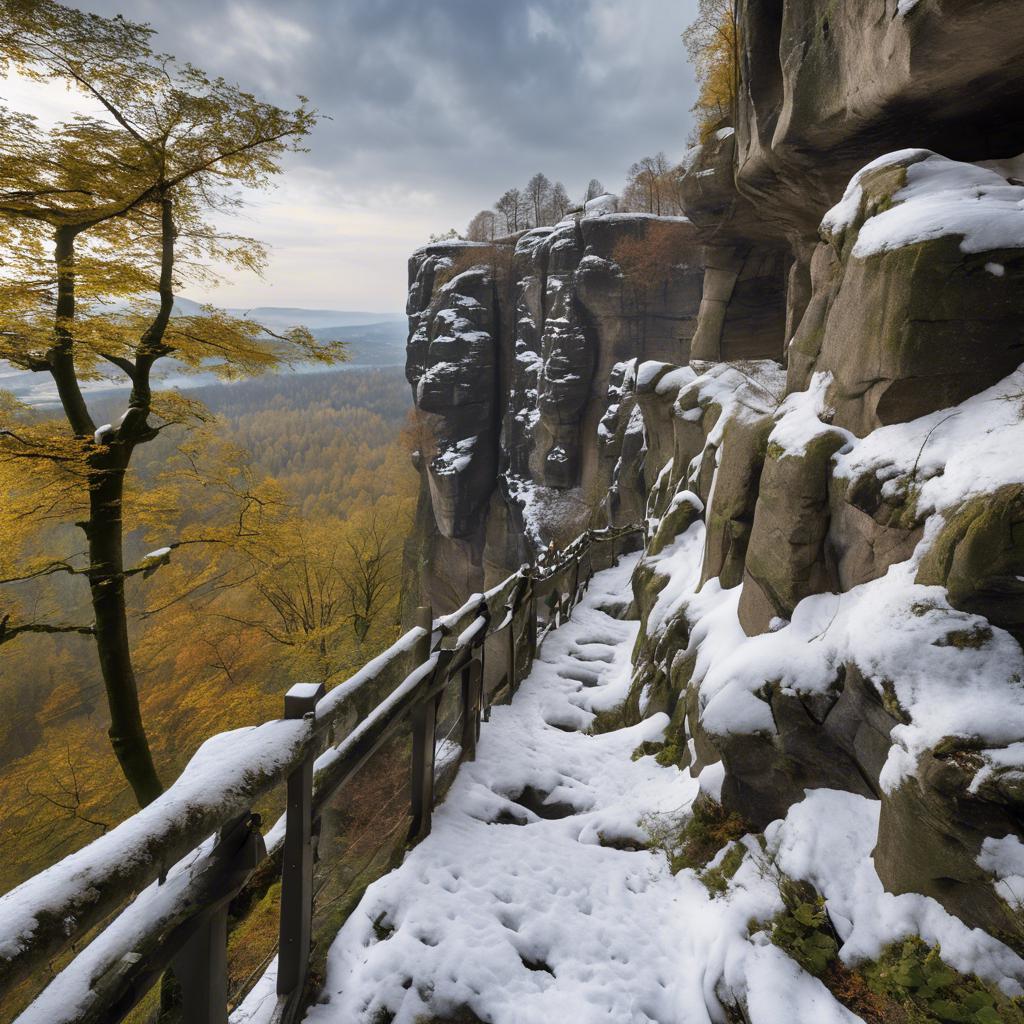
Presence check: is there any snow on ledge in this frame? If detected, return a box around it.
[822,150,1024,258]
[0,719,310,964]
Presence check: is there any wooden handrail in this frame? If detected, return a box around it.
[2,522,643,1024]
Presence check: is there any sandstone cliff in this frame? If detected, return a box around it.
[402,0,1024,964]
[403,202,716,612]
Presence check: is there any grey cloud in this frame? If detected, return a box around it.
[89,0,700,203]
[51,0,700,308]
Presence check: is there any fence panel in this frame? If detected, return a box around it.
[2,524,642,1024]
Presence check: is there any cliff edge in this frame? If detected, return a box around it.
[402,0,1024,976]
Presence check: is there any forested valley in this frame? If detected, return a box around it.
[0,366,414,892]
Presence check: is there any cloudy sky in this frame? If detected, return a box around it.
[8,0,700,313]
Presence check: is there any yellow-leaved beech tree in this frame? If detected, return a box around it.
[0,0,345,806]
[223,501,413,684]
[0,426,417,891]
[683,0,740,143]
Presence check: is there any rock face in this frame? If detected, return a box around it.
[407,250,499,540]
[733,0,1024,243]
[681,128,790,363]
[790,151,1024,435]
[403,209,706,613]
[402,0,1024,949]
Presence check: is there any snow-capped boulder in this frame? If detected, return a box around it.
[790,151,1024,435]
[733,0,1024,241]
[916,484,1024,645]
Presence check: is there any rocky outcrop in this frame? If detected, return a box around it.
[733,0,1024,244]
[622,4,1024,941]
[681,128,790,363]
[624,352,1024,942]
[680,1,1024,395]
[916,485,1024,645]
[402,0,1024,950]
[407,253,499,539]
[790,152,1024,435]
[403,207,705,614]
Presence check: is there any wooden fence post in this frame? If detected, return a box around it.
[528,580,538,665]
[165,813,265,1024]
[460,657,483,760]
[277,681,325,1004]
[409,606,436,843]
[507,604,517,698]
[174,907,228,1024]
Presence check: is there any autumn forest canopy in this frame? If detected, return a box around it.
[0,0,415,896]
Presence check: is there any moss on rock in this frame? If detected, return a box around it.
[917,485,1024,643]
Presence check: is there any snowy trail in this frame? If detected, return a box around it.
[298,552,1024,1024]
[303,554,701,1024]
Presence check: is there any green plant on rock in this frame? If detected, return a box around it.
[862,937,1024,1024]
[879,679,910,723]
[372,911,395,942]
[591,701,631,734]
[699,841,746,896]
[677,799,747,872]
[762,880,1024,1022]
[933,625,993,650]
[768,877,839,976]
[631,739,664,761]
[655,740,684,767]
[641,797,748,874]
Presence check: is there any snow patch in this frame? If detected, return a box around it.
[297,557,1024,1023]
[978,835,1024,910]
[825,151,1024,258]
[582,193,619,218]
[834,365,1024,518]
[766,371,854,458]
[433,436,478,476]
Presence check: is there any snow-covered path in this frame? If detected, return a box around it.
[300,553,1024,1024]
[304,554,701,1023]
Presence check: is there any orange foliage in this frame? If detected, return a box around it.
[0,368,417,891]
[683,0,739,143]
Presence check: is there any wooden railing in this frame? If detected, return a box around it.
[0,523,643,1024]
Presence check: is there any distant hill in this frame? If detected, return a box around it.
[0,305,409,406]
[171,298,405,331]
[311,321,407,366]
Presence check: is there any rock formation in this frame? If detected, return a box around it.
[403,0,1024,951]
[403,202,713,612]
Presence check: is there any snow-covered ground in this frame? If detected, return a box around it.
[294,554,1023,1024]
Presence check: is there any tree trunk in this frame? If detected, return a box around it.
[51,226,95,437]
[85,448,163,806]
